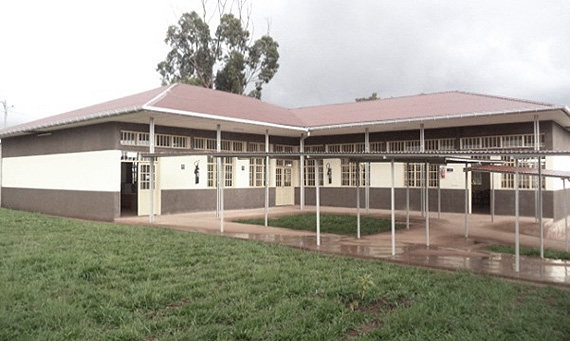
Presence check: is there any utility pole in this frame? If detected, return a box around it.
[1,100,13,128]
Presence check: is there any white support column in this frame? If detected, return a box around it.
[491,172,495,223]
[220,158,224,233]
[534,116,540,222]
[515,159,520,272]
[391,159,396,256]
[149,117,155,224]
[406,163,410,230]
[420,124,425,217]
[315,159,321,246]
[356,162,361,239]
[437,168,441,219]
[562,179,568,252]
[216,124,221,218]
[365,128,370,212]
[464,167,469,239]
[425,162,430,247]
[538,158,544,259]
[300,135,305,210]
[265,130,270,227]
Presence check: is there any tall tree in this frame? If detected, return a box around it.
[157,0,279,99]
[355,92,380,102]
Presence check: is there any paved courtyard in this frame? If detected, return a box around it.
[116,206,570,287]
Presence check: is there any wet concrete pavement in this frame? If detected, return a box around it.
[116,206,570,287]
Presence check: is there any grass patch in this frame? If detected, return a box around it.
[486,244,570,260]
[235,213,403,236]
[1,208,569,340]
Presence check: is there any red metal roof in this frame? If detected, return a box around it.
[149,83,303,127]
[292,91,556,127]
[0,84,564,138]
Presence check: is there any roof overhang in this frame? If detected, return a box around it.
[305,107,570,136]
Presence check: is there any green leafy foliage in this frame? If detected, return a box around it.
[355,92,380,102]
[157,4,279,99]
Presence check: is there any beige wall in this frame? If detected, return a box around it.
[3,150,121,192]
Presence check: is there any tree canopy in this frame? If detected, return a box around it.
[157,1,279,99]
[355,92,380,102]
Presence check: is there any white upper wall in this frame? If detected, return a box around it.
[2,150,121,192]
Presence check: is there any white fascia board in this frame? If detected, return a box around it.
[142,105,308,133]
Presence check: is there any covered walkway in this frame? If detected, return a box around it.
[116,206,570,287]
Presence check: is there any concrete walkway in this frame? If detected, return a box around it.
[116,206,570,287]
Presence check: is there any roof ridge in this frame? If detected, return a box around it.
[143,83,178,107]
[290,90,470,111]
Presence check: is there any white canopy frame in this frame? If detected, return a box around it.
[146,148,570,270]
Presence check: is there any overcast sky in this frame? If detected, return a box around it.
[1,0,569,127]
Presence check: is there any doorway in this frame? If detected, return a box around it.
[120,153,161,216]
[471,172,490,213]
[120,161,138,216]
[275,159,294,205]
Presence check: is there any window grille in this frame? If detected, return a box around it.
[405,163,439,188]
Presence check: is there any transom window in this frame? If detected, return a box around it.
[120,130,190,149]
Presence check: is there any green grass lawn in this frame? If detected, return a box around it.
[1,208,570,340]
[235,213,403,236]
[485,244,570,260]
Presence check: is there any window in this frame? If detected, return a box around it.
[207,156,233,187]
[405,163,439,188]
[501,157,545,189]
[274,144,296,153]
[120,130,190,150]
[247,142,266,152]
[460,134,544,150]
[388,140,420,152]
[155,134,171,148]
[139,164,153,190]
[304,159,324,186]
[249,158,265,187]
[120,131,137,145]
[370,141,386,152]
[425,138,456,151]
[341,159,364,186]
[327,144,341,152]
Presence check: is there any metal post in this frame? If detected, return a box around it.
[365,128,370,212]
[356,162,361,239]
[538,158,544,259]
[420,124,425,218]
[515,159,520,272]
[315,159,321,246]
[406,163,410,230]
[534,116,540,222]
[562,179,568,252]
[265,130,269,227]
[149,117,155,224]
[220,158,224,233]
[216,124,221,218]
[491,172,495,223]
[426,162,430,247]
[391,159,396,256]
[464,167,469,239]
[437,167,441,219]
[300,135,305,210]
